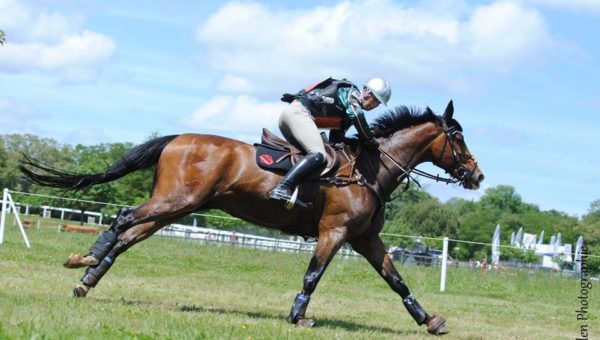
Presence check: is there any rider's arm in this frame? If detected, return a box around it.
[343,88,378,144]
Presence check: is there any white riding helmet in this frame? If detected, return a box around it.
[364,77,391,106]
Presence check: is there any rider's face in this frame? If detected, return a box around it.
[361,90,381,111]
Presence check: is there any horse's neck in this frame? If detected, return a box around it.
[376,123,441,191]
[394,123,440,166]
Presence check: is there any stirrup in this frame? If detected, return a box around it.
[284,187,299,209]
[285,188,312,210]
[269,187,292,201]
[271,187,311,210]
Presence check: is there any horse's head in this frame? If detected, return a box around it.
[430,100,484,190]
[371,102,484,191]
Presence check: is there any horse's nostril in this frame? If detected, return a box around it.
[478,174,485,183]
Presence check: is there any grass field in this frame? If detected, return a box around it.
[0,226,597,339]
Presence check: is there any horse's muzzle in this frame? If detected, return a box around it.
[463,167,484,190]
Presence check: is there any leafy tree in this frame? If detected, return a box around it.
[575,200,600,274]
[384,197,458,250]
[446,197,477,215]
[473,248,489,263]
[454,206,497,260]
[382,217,418,248]
[0,29,5,45]
[479,185,524,215]
[450,244,469,261]
[1,134,74,192]
[385,182,432,220]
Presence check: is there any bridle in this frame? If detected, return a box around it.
[431,117,477,184]
[376,116,476,197]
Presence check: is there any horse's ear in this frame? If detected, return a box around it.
[443,100,454,121]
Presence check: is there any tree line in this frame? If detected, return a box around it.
[1,133,598,273]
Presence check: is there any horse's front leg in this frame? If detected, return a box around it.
[289,226,347,326]
[349,234,448,335]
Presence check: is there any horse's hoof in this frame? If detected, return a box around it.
[426,314,448,335]
[295,318,316,327]
[64,254,98,269]
[72,284,89,298]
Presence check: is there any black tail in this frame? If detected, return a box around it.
[19,135,179,190]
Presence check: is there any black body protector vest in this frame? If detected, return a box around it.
[281,77,356,131]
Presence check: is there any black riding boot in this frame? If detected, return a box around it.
[269,151,325,202]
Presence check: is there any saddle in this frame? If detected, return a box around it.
[255,128,340,176]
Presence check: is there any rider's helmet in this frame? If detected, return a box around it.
[364,77,391,106]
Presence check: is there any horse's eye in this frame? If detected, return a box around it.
[453,132,463,140]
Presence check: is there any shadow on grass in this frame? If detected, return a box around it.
[89,297,419,336]
[179,304,417,336]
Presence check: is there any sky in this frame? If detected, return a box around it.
[0,0,599,218]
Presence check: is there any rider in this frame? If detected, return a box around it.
[270,77,391,204]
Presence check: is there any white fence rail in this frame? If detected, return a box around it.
[156,224,360,258]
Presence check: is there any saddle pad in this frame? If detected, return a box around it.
[254,144,293,171]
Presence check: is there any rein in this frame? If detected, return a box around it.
[321,117,472,204]
[374,119,472,201]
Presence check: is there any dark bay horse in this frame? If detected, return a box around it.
[20,101,483,335]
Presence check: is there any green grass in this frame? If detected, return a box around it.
[0,227,597,339]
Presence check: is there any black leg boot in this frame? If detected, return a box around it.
[403,294,430,325]
[86,229,118,262]
[269,152,325,202]
[288,293,310,324]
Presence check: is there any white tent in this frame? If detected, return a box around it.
[522,233,537,248]
[515,227,523,246]
[554,233,562,255]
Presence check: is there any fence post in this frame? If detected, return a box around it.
[440,236,449,292]
[7,191,30,249]
[0,188,7,244]
[0,189,31,248]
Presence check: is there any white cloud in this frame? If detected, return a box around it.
[217,74,255,93]
[195,0,555,95]
[29,12,84,43]
[0,0,116,83]
[180,95,286,141]
[465,1,551,71]
[0,0,84,42]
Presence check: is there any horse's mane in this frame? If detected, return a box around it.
[371,106,437,138]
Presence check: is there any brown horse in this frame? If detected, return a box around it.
[20,101,483,335]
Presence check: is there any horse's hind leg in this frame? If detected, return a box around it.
[349,235,448,335]
[70,194,205,297]
[64,207,135,269]
[72,219,168,297]
[66,185,209,269]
